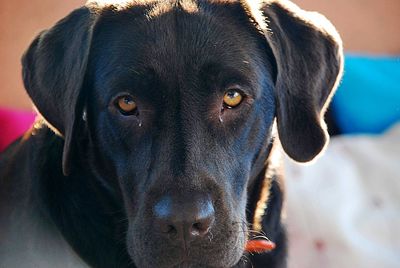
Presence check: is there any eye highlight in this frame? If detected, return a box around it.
[223,89,243,108]
[115,95,138,115]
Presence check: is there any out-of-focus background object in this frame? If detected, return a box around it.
[285,124,400,268]
[0,0,84,110]
[332,55,400,134]
[0,0,399,267]
[0,108,35,151]
[284,1,400,268]
[0,0,84,150]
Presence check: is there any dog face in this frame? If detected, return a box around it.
[21,1,342,267]
[85,4,276,267]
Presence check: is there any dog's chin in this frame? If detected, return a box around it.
[127,234,246,268]
[131,256,244,268]
[128,248,245,268]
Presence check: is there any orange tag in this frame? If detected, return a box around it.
[245,240,276,253]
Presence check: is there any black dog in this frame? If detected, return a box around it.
[0,0,343,267]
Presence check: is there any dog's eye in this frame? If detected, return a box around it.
[223,90,243,108]
[115,95,138,115]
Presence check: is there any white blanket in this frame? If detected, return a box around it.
[285,124,400,268]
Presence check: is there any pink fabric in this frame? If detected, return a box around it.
[0,108,36,152]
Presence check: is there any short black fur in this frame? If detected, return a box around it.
[0,1,342,267]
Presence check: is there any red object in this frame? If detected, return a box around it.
[314,239,326,252]
[245,239,276,253]
[0,108,36,152]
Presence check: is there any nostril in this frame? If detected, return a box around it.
[167,225,175,233]
[193,222,202,231]
[160,223,177,235]
[153,193,215,242]
[190,213,214,238]
[191,222,210,236]
[167,225,177,236]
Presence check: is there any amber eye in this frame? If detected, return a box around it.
[115,95,138,115]
[223,90,243,108]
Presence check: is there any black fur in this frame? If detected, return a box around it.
[0,1,342,267]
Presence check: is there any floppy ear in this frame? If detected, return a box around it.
[245,0,343,162]
[22,7,98,176]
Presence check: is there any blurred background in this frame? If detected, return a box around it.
[0,0,399,267]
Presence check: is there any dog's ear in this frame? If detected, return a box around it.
[245,0,343,162]
[22,7,98,175]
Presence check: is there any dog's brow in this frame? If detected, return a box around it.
[201,62,257,89]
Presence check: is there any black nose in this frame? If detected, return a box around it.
[153,193,215,244]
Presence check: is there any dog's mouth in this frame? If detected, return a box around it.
[128,235,276,268]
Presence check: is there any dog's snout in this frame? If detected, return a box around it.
[153,193,215,244]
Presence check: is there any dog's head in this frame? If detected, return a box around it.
[22,0,342,267]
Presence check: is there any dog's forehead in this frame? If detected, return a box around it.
[90,0,265,95]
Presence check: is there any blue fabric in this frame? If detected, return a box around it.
[332,54,400,134]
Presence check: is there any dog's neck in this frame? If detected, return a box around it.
[246,138,282,229]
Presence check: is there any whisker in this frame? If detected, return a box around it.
[207,230,214,242]
[239,254,254,268]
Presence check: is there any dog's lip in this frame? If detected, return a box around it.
[169,256,237,268]
[167,254,190,268]
[171,258,202,268]
[172,261,189,268]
